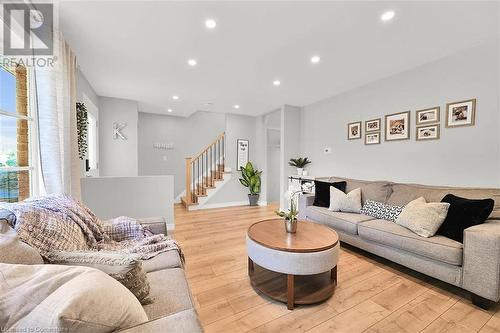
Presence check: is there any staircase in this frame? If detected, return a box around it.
[181,132,230,210]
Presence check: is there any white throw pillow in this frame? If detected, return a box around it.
[395,197,450,238]
[329,187,362,213]
[0,263,148,333]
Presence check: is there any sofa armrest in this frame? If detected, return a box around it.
[117,309,202,333]
[298,193,315,220]
[137,217,167,236]
[462,219,500,301]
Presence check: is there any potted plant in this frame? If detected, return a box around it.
[239,161,262,206]
[289,157,311,176]
[275,190,301,233]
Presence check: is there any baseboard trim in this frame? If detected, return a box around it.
[189,200,268,210]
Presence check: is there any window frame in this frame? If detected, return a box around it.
[0,64,35,200]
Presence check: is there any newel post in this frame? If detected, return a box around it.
[185,157,192,204]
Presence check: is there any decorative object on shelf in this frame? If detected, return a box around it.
[365,118,381,132]
[416,124,440,141]
[416,106,440,125]
[239,161,262,206]
[347,121,362,140]
[76,102,88,160]
[289,157,311,176]
[365,132,380,145]
[446,99,476,128]
[385,111,410,141]
[113,122,127,140]
[275,190,301,233]
[237,139,249,171]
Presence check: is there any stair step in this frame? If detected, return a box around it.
[181,196,198,207]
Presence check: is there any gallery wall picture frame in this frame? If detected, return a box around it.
[416,124,440,141]
[416,107,440,125]
[365,132,381,145]
[446,98,476,128]
[385,111,410,142]
[237,139,249,171]
[365,118,381,132]
[347,121,362,140]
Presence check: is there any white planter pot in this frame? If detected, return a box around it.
[297,168,303,176]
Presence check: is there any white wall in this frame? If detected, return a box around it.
[138,111,226,196]
[206,114,261,205]
[98,97,138,176]
[281,105,301,209]
[300,40,500,188]
[81,176,175,229]
[266,129,280,203]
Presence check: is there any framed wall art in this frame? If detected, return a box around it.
[416,124,440,141]
[347,121,362,140]
[416,107,440,125]
[365,118,381,132]
[365,132,381,145]
[385,111,410,141]
[446,99,476,128]
[237,139,249,170]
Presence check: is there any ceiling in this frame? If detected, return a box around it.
[59,1,499,117]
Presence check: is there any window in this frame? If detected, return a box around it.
[87,112,98,170]
[0,65,31,202]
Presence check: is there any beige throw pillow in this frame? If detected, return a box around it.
[0,263,148,333]
[396,197,450,238]
[45,250,151,304]
[329,187,362,213]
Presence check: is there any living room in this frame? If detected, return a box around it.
[1,1,500,332]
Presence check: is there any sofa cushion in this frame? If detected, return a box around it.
[358,219,463,266]
[395,197,450,238]
[329,187,362,213]
[142,250,183,273]
[119,308,203,333]
[387,183,500,220]
[0,263,148,332]
[329,177,392,205]
[305,206,374,234]
[313,180,346,208]
[45,250,151,304]
[0,220,43,265]
[143,268,195,320]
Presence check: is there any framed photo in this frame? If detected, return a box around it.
[347,121,361,140]
[236,139,249,170]
[365,118,381,132]
[385,111,410,141]
[365,132,380,145]
[446,99,476,128]
[416,107,440,125]
[416,124,440,141]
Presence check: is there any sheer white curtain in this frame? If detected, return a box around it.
[31,33,81,199]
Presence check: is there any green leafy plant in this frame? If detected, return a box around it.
[288,157,311,168]
[76,102,88,160]
[238,162,262,195]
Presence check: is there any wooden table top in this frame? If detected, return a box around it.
[247,219,339,253]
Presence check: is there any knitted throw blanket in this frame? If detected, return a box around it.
[0,195,182,260]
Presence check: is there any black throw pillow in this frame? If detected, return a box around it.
[437,194,494,242]
[313,181,347,208]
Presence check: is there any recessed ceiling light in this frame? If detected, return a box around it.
[273,80,281,86]
[167,109,173,113]
[172,95,179,100]
[205,19,217,29]
[381,10,395,21]
[233,105,240,109]
[187,59,197,66]
[311,55,321,64]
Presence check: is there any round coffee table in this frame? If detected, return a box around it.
[246,219,339,310]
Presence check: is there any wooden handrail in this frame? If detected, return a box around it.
[184,132,225,206]
[191,132,225,161]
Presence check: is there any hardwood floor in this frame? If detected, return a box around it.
[172,203,500,333]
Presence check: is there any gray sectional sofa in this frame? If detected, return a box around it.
[298,176,500,308]
[0,217,202,333]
